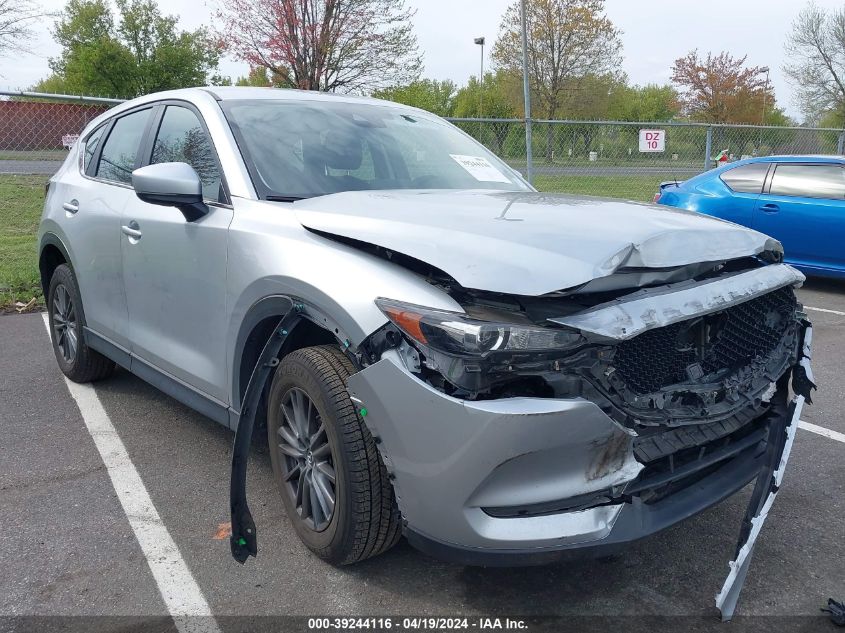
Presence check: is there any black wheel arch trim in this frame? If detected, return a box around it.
[230,309,303,563]
[231,295,356,414]
[39,232,74,296]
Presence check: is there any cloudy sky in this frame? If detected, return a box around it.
[2,0,842,119]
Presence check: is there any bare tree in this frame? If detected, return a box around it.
[0,0,44,58]
[492,0,623,121]
[214,0,422,93]
[784,3,845,124]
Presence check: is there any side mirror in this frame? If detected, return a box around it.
[131,162,209,222]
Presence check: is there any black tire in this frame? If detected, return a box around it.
[267,345,401,564]
[47,264,115,383]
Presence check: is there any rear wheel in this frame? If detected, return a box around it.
[47,264,115,383]
[267,345,401,564]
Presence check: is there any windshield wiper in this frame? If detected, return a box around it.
[265,195,310,202]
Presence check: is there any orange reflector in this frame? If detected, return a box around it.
[383,306,428,344]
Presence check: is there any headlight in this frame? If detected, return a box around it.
[377,293,583,361]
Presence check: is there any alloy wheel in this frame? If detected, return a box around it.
[277,387,336,531]
[52,284,78,362]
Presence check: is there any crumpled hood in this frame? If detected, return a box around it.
[292,190,782,296]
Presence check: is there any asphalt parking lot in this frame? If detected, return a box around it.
[1,279,844,633]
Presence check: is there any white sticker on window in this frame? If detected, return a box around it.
[449,154,511,183]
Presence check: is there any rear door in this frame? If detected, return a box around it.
[752,162,845,270]
[62,107,155,348]
[120,101,233,403]
[711,162,770,225]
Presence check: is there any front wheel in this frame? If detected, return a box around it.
[267,345,401,564]
[47,264,115,383]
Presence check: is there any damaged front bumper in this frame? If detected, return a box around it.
[715,324,814,620]
[346,317,812,568]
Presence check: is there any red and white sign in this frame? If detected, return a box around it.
[61,134,80,149]
[638,129,665,153]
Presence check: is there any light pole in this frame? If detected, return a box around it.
[474,36,485,117]
[520,0,533,184]
[759,66,770,153]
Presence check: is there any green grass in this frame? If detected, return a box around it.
[508,157,701,170]
[0,150,68,161]
[0,175,45,310]
[533,174,663,202]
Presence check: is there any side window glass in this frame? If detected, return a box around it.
[152,106,223,202]
[96,109,151,184]
[719,163,768,194]
[82,125,106,175]
[769,164,845,199]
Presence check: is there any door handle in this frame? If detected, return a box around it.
[121,221,142,240]
[62,200,79,214]
[760,203,780,213]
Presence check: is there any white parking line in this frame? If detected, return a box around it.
[799,420,845,444]
[41,315,221,633]
[806,305,845,317]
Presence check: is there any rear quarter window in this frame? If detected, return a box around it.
[82,125,107,175]
[719,163,769,194]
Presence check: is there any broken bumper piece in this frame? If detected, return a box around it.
[346,341,810,567]
[715,323,814,621]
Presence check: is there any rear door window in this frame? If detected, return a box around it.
[720,163,769,194]
[96,109,152,184]
[769,163,845,199]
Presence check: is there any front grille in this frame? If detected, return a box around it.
[628,412,770,504]
[613,285,797,394]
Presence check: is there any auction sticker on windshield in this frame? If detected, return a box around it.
[450,154,512,183]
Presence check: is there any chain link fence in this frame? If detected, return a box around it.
[0,91,122,307]
[0,91,123,168]
[448,118,845,201]
[0,90,843,201]
[2,89,844,307]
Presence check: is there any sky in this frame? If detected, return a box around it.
[1,0,841,120]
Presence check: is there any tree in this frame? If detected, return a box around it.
[34,0,221,98]
[784,3,845,126]
[215,0,422,93]
[372,79,457,117]
[235,67,274,87]
[671,50,772,124]
[492,0,622,121]
[454,71,519,155]
[608,84,679,122]
[492,0,622,160]
[0,0,44,58]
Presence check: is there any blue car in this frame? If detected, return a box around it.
[655,155,845,278]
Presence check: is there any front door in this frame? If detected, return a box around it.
[121,103,233,403]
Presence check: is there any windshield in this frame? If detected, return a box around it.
[221,99,530,199]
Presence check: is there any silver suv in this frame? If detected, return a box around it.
[39,87,813,572]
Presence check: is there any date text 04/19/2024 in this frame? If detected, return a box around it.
[307,618,528,630]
